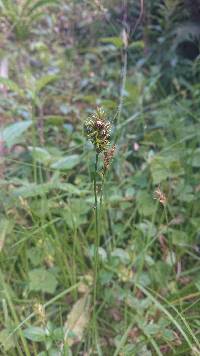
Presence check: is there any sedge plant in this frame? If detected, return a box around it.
[84,107,115,336]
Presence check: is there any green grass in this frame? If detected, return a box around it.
[0,0,200,355]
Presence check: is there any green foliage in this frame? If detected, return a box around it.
[0,77,23,96]
[23,326,46,342]
[51,154,81,170]
[0,1,200,355]
[0,328,16,351]
[3,120,32,148]
[0,0,59,41]
[28,268,58,294]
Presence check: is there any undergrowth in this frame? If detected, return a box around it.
[0,1,200,355]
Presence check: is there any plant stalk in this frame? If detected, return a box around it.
[93,152,99,310]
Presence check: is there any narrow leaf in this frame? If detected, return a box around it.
[51,155,81,170]
[100,36,123,48]
[35,74,58,93]
[27,0,59,15]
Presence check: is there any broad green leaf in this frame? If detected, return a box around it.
[177,184,194,202]
[0,328,16,351]
[51,155,81,170]
[150,155,184,184]
[100,37,123,48]
[29,146,52,165]
[23,327,46,342]
[0,77,23,96]
[64,294,90,346]
[111,248,130,264]
[170,229,189,246]
[52,327,65,341]
[143,323,160,335]
[29,268,58,294]
[137,272,151,287]
[2,120,32,148]
[162,328,175,341]
[136,191,155,217]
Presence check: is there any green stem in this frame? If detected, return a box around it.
[99,172,105,209]
[93,153,99,309]
[114,44,128,145]
[164,205,173,266]
[0,273,31,356]
[31,99,37,184]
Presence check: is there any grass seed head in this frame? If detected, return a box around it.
[34,303,46,326]
[103,144,116,172]
[84,107,111,153]
[154,186,167,205]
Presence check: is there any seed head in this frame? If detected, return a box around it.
[153,186,167,205]
[103,145,116,172]
[34,303,46,326]
[84,107,111,153]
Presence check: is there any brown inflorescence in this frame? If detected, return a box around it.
[103,145,116,172]
[84,107,111,153]
[33,303,46,326]
[153,186,167,206]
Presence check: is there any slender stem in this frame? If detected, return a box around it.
[100,172,114,244]
[114,47,127,145]
[93,152,99,310]
[99,172,105,209]
[0,273,31,356]
[164,205,173,266]
[31,99,37,184]
[113,0,128,145]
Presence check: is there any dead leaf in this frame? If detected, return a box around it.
[64,294,90,346]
